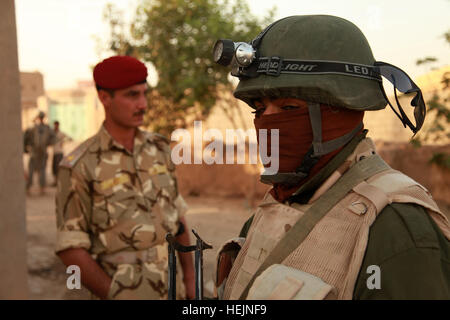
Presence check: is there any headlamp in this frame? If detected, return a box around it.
[234,42,256,66]
[213,40,257,77]
[213,39,235,66]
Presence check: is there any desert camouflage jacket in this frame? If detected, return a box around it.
[55,125,188,299]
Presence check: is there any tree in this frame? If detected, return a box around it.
[102,0,275,135]
[411,30,450,168]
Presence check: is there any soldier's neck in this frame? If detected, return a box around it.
[103,121,136,153]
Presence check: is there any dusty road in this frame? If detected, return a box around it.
[25,185,254,299]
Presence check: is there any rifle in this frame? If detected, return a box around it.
[166,229,212,300]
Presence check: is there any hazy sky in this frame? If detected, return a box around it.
[15,0,450,90]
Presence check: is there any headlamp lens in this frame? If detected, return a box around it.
[213,39,235,66]
[213,42,223,62]
[235,43,255,67]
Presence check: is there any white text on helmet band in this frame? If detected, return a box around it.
[345,64,370,75]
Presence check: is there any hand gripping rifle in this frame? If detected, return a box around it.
[166,229,212,300]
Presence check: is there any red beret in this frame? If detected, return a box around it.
[93,55,148,90]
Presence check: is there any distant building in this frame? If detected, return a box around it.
[19,74,104,145]
[46,81,104,142]
[20,71,45,130]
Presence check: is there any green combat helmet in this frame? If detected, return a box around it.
[234,15,387,111]
[213,15,427,184]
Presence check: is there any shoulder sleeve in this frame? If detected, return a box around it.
[55,163,92,253]
[60,136,96,169]
[354,247,450,299]
[148,132,171,153]
[353,203,450,299]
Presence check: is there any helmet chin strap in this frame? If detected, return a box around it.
[260,102,363,186]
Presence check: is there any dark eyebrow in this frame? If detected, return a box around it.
[125,90,140,96]
[125,88,150,96]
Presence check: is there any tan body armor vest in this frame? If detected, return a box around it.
[220,139,450,300]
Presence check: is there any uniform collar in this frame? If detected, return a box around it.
[98,124,148,154]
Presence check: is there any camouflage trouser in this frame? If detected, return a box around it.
[99,256,186,300]
[27,154,48,188]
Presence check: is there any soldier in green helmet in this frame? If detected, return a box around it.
[213,15,450,300]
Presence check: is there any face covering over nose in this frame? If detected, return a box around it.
[254,104,364,202]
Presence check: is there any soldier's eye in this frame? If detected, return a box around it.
[251,107,266,118]
[281,105,300,111]
[125,91,139,97]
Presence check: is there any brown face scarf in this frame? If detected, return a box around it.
[254,102,364,202]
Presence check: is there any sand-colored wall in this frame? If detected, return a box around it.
[376,141,450,206]
[175,142,450,207]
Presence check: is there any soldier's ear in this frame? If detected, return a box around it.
[98,89,113,108]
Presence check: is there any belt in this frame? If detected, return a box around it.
[100,244,168,266]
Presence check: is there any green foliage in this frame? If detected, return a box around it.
[416,56,437,65]
[412,29,450,169]
[409,137,422,148]
[416,93,450,144]
[444,31,450,45]
[103,0,275,135]
[428,152,450,169]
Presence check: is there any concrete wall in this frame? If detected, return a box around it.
[0,0,29,299]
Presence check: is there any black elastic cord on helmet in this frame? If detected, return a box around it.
[251,16,294,49]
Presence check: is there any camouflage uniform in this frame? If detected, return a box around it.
[24,123,55,189]
[55,125,188,299]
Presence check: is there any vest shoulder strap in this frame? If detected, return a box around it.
[353,169,442,215]
[239,154,390,299]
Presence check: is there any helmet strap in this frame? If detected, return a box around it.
[307,102,364,157]
[260,102,363,187]
[294,102,362,177]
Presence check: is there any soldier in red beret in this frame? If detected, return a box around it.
[55,56,195,300]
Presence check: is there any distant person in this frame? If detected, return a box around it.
[24,111,55,195]
[55,55,195,300]
[51,121,72,186]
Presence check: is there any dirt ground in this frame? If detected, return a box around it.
[25,184,254,300]
[24,148,450,300]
